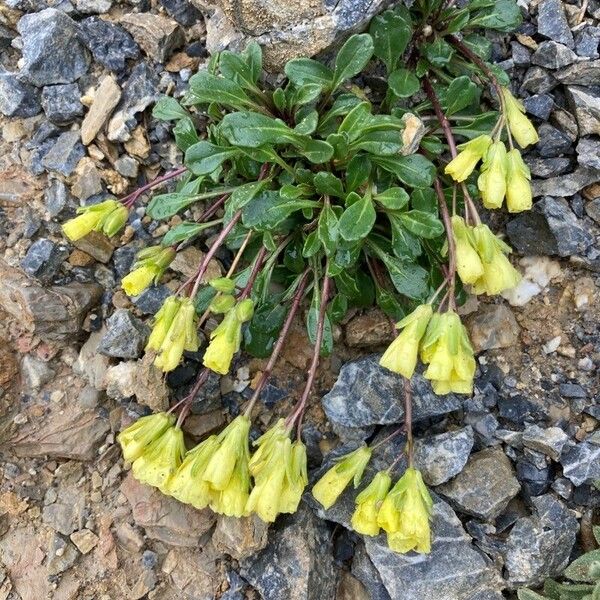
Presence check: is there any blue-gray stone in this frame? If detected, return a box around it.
[0,71,41,117]
[41,131,86,176]
[45,179,73,218]
[79,17,139,72]
[560,432,600,486]
[159,0,202,26]
[531,41,577,69]
[132,284,171,314]
[574,26,600,58]
[97,309,149,359]
[21,238,69,284]
[537,0,574,48]
[41,83,83,124]
[522,94,554,120]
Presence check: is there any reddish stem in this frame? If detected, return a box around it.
[122,166,188,208]
[403,377,414,467]
[237,245,268,301]
[434,178,457,310]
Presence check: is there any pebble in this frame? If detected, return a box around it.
[81,75,122,145]
[522,425,569,461]
[41,130,86,176]
[21,238,69,283]
[97,309,149,359]
[120,13,184,64]
[0,71,41,117]
[537,0,575,49]
[41,83,83,124]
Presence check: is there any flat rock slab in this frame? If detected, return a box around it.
[560,432,600,486]
[161,546,219,600]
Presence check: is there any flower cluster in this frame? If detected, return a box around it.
[119,413,308,521]
[62,199,128,242]
[121,246,176,297]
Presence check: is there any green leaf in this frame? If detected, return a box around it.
[318,204,339,256]
[369,7,412,73]
[298,139,334,164]
[314,172,344,197]
[227,180,267,212]
[441,76,479,115]
[185,71,254,110]
[242,191,319,230]
[375,187,409,210]
[411,188,437,213]
[220,111,298,147]
[338,196,376,241]
[461,33,492,61]
[161,221,207,246]
[173,117,199,152]
[373,154,436,188]
[285,58,334,88]
[283,238,305,273]
[564,550,600,583]
[219,48,260,90]
[388,214,422,259]
[326,133,349,160]
[424,37,454,66]
[444,8,470,33]
[332,34,375,90]
[302,231,321,257]
[375,286,405,320]
[516,591,547,600]
[294,109,319,135]
[244,302,287,358]
[306,290,333,356]
[194,285,217,313]
[346,155,371,192]
[452,111,499,139]
[399,210,444,238]
[379,253,429,300]
[185,141,240,175]
[273,87,286,111]
[329,293,348,323]
[352,129,403,155]
[388,68,420,98]
[318,93,364,134]
[147,188,232,220]
[470,0,522,31]
[339,101,372,140]
[152,96,189,121]
[244,42,263,81]
[289,83,322,107]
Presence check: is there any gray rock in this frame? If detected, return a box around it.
[586,198,600,224]
[114,155,139,178]
[526,157,571,178]
[520,66,557,94]
[532,41,577,69]
[351,543,391,600]
[132,284,172,314]
[0,23,12,49]
[522,94,554,120]
[120,12,184,63]
[0,71,41,117]
[532,168,600,198]
[159,0,202,27]
[566,86,600,136]
[510,41,531,67]
[536,123,573,157]
[79,16,139,73]
[504,494,578,587]
[41,83,83,124]
[555,60,600,85]
[437,448,520,520]
[414,427,474,486]
[45,178,73,218]
[20,238,69,283]
[577,138,600,170]
[17,8,90,86]
[560,433,600,486]
[522,425,569,461]
[559,382,586,399]
[574,26,600,58]
[98,308,149,359]
[41,130,86,176]
[42,486,85,535]
[466,304,520,352]
[47,534,80,576]
[321,355,463,440]
[21,354,55,390]
[537,0,574,48]
[240,506,336,600]
[75,0,112,13]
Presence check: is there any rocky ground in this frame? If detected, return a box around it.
[0,0,599,599]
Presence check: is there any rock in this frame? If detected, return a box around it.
[121,473,216,546]
[566,86,600,136]
[20,238,69,284]
[97,309,148,359]
[75,0,111,13]
[74,329,110,390]
[70,230,114,264]
[45,178,72,217]
[107,62,160,142]
[466,304,520,352]
[532,41,577,69]
[71,158,103,200]
[522,94,554,120]
[161,546,219,599]
[537,0,574,48]
[520,66,557,94]
[560,433,600,486]
[577,138,600,170]
[41,130,86,176]
[532,167,600,198]
[0,71,41,117]
[79,16,140,73]
[159,0,202,27]
[132,284,172,314]
[559,382,586,399]
[586,198,600,224]
[503,494,577,587]
[17,9,90,86]
[322,356,463,439]
[574,26,600,59]
[337,571,370,600]
[46,534,80,576]
[536,123,572,157]
[516,456,552,496]
[240,506,336,600]
[363,499,503,600]
[351,543,391,600]
[40,83,83,125]
[522,425,569,461]
[114,155,139,179]
[526,157,571,178]
[21,354,55,390]
[81,75,121,145]
[131,570,157,599]
[437,448,520,520]
[414,427,474,486]
[42,486,86,535]
[120,13,184,63]
[70,529,98,554]
[555,60,600,85]
[0,258,102,343]
[212,515,269,560]
[344,310,393,348]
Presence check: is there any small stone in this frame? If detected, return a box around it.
[437,447,520,520]
[98,308,149,359]
[120,13,184,63]
[42,130,86,176]
[344,310,393,347]
[79,16,140,73]
[21,354,55,390]
[41,83,83,124]
[532,167,600,198]
[577,138,600,170]
[171,246,221,280]
[522,94,554,120]
[47,534,79,576]
[45,178,72,218]
[72,230,114,264]
[17,9,90,86]
[81,75,122,145]
[511,41,531,66]
[525,157,571,178]
[71,158,103,201]
[560,434,600,486]
[566,86,600,136]
[414,426,474,486]
[574,26,600,59]
[132,284,172,314]
[559,382,586,398]
[115,522,145,553]
[141,550,159,569]
[70,529,98,554]
[555,60,600,85]
[75,0,112,13]
[536,123,573,157]
[114,155,139,179]
[130,570,157,599]
[520,66,557,94]
[522,425,569,461]
[537,0,574,48]
[532,41,577,69]
[0,71,41,118]
[159,0,202,26]
[466,304,520,352]
[20,238,69,283]
[161,546,218,598]
[212,515,269,560]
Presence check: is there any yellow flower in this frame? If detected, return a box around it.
[477,141,508,209]
[501,87,539,148]
[209,277,236,294]
[377,468,432,554]
[471,224,521,295]
[278,441,308,515]
[122,246,176,297]
[203,300,254,375]
[505,149,532,213]
[312,446,372,510]
[153,298,199,372]
[62,199,125,241]
[451,216,484,285]
[444,135,492,182]
[209,294,236,314]
[117,411,175,463]
[210,460,251,517]
[164,435,220,509]
[379,304,433,378]
[146,296,181,352]
[351,471,392,536]
[131,426,186,491]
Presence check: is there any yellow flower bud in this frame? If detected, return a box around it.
[312,446,372,510]
[146,296,181,352]
[209,294,236,314]
[164,436,220,509]
[444,135,492,182]
[235,298,255,322]
[131,426,186,491]
[209,277,236,294]
[117,411,175,463]
[501,87,539,148]
[351,471,392,536]
[62,199,122,241]
[379,304,433,378]
[477,141,508,209]
[102,204,129,237]
[377,468,432,554]
[278,441,308,515]
[505,149,532,213]
[122,246,176,297]
[202,307,243,375]
[451,216,484,285]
